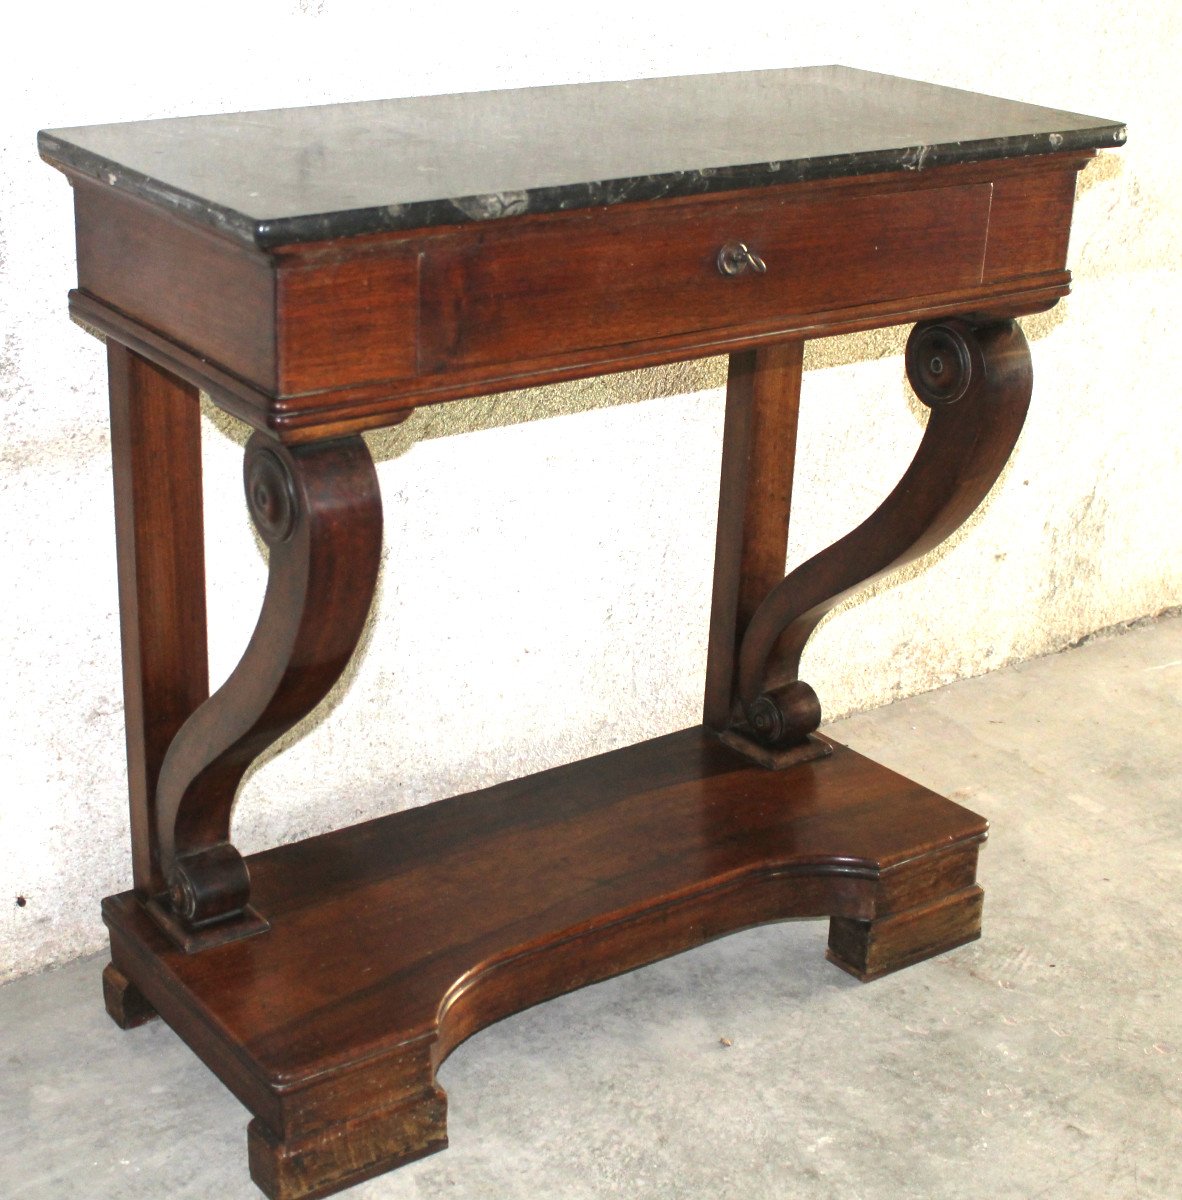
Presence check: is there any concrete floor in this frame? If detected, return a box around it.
[3,616,1179,1200]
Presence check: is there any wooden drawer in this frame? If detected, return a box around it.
[70,154,1089,439]
[421,181,993,372]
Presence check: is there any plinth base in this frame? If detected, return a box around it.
[103,727,986,1199]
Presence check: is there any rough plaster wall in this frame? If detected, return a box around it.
[2,2,1179,981]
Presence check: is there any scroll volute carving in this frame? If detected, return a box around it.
[735,318,1034,750]
[152,433,383,945]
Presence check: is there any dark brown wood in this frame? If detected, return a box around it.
[733,318,1034,746]
[101,961,158,1029]
[42,79,1117,1196]
[247,1099,447,1200]
[103,728,986,1198]
[71,274,1067,444]
[107,343,209,896]
[275,250,420,394]
[66,154,1090,444]
[152,434,383,947]
[419,180,991,371]
[983,163,1080,280]
[827,886,985,981]
[80,181,276,387]
[716,730,832,770]
[704,340,804,729]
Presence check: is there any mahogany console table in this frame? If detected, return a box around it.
[41,68,1123,1199]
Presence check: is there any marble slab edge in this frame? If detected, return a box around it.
[37,124,1126,251]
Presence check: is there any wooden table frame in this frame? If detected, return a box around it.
[52,140,1097,1199]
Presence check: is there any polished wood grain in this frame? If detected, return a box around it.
[66,154,1091,443]
[275,250,420,394]
[983,162,1080,279]
[828,885,985,982]
[107,344,209,897]
[734,318,1033,748]
[104,728,986,1197]
[419,180,990,370]
[153,434,383,947]
[101,961,158,1029]
[72,273,1067,445]
[703,341,804,730]
[44,83,1115,1197]
[80,181,275,386]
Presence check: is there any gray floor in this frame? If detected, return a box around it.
[3,617,1179,1200]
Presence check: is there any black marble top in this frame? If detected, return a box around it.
[39,66,1124,250]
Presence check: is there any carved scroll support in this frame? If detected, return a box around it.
[732,317,1033,753]
[150,433,383,949]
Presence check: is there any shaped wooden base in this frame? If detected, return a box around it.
[103,727,985,1200]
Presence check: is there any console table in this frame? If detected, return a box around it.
[40,67,1123,1199]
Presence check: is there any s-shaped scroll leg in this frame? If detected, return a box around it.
[704,321,1029,978]
[149,433,383,950]
[722,318,1033,758]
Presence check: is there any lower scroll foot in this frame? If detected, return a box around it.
[153,434,383,950]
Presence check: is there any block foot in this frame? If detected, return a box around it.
[247,1089,448,1200]
[102,961,158,1029]
[826,885,984,982]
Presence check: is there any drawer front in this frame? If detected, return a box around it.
[420,182,992,372]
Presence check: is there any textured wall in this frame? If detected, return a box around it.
[2,2,1179,982]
